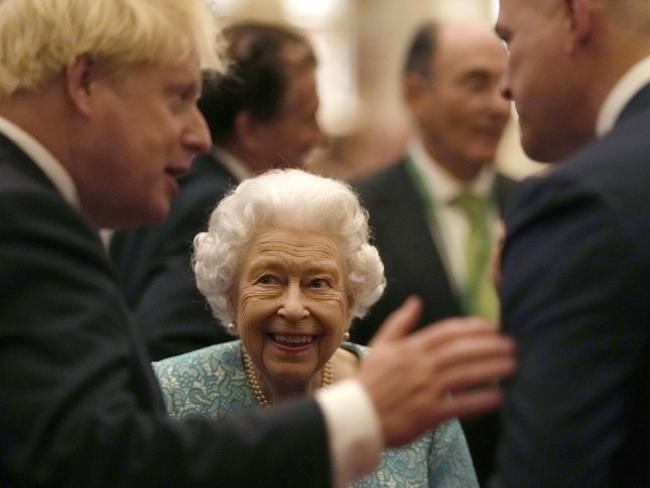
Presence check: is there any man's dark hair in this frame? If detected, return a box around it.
[199,21,317,144]
[403,21,440,78]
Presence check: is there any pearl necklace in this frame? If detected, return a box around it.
[241,349,334,407]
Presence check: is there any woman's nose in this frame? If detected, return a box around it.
[277,283,309,322]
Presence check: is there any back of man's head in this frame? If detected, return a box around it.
[198,21,316,145]
[403,21,441,80]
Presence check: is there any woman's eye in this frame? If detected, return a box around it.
[310,277,330,289]
[256,274,277,285]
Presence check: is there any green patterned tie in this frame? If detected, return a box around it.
[452,191,499,321]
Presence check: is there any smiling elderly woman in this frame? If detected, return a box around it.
[153,168,479,487]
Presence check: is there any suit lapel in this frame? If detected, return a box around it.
[0,133,60,194]
[378,161,462,317]
[618,82,650,125]
[494,172,518,214]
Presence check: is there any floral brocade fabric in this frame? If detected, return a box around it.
[153,340,478,488]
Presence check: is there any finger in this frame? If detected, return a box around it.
[431,335,516,370]
[407,316,501,351]
[370,295,422,345]
[441,356,517,392]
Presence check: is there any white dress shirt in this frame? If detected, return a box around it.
[408,139,498,292]
[212,145,252,182]
[596,55,650,136]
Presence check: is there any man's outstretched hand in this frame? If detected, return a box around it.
[357,296,516,447]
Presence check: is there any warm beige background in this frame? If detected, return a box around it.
[208,0,546,180]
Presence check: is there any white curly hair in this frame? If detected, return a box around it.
[193,168,386,328]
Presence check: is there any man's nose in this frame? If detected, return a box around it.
[499,72,513,102]
[491,85,512,120]
[183,106,212,154]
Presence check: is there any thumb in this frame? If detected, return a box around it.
[369,296,422,346]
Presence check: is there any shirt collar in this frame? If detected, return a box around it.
[408,139,495,205]
[211,146,252,182]
[0,115,80,208]
[596,56,650,136]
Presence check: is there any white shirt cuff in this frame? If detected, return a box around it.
[315,379,383,488]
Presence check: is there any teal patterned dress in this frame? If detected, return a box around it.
[153,340,479,487]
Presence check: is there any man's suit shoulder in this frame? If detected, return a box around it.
[166,153,236,230]
[355,159,409,203]
[507,107,650,237]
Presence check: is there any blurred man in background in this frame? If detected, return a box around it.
[352,20,516,485]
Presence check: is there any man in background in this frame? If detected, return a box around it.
[110,21,327,360]
[352,20,515,485]
[495,0,650,486]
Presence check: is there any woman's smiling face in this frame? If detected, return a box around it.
[232,227,351,394]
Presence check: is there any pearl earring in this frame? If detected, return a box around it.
[226,322,238,336]
[343,332,350,341]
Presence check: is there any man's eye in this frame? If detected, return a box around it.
[168,89,194,112]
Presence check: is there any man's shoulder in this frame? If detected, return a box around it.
[515,112,650,216]
[0,153,95,240]
[0,136,52,195]
[354,157,410,204]
[176,152,237,205]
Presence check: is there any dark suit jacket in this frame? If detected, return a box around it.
[351,157,517,486]
[497,84,650,487]
[0,135,330,487]
[352,158,517,343]
[110,152,235,360]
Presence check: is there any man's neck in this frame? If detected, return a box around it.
[421,139,485,183]
[220,140,272,175]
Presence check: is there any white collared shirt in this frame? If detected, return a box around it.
[0,116,79,208]
[596,55,650,137]
[211,146,252,182]
[408,139,498,291]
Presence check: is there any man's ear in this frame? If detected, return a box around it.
[64,54,96,116]
[403,73,428,118]
[564,0,595,53]
[233,110,259,151]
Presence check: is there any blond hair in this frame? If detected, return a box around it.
[0,0,224,99]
